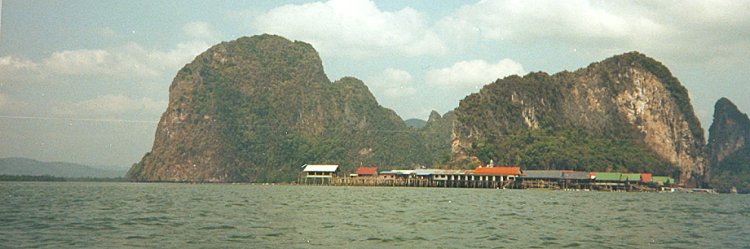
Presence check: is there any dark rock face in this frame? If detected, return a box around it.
[708,98,750,167]
[451,52,706,183]
[127,35,424,182]
[707,98,750,192]
[420,110,456,167]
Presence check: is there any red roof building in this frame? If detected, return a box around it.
[354,166,378,176]
[473,166,521,176]
[640,173,652,183]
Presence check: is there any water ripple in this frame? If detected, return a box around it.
[1,183,749,248]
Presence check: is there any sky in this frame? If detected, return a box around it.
[0,0,749,168]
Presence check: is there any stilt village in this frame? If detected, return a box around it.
[298,163,687,192]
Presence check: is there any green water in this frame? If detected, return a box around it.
[1,182,748,248]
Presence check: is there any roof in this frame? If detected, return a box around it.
[439,170,472,175]
[473,166,521,176]
[381,170,415,175]
[640,173,652,183]
[355,167,378,175]
[303,164,339,172]
[415,169,443,176]
[593,172,622,181]
[651,176,674,184]
[522,170,564,179]
[621,173,641,182]
[414,169,471,176]
[593,172,643,182]
[563,171,593,180]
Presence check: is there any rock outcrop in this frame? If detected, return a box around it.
[128,35,709,184]
[452,52,706,183]
[707,98,750,192]
[127,35,424,182]
[420,110,456,167]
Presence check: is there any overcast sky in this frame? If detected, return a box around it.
[1,0,749,168]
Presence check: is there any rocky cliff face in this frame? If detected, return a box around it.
[420,110,456,167]
[128,36,709,184]
[708,98,750,167]
[127,35,423,182]
[452,52,706,183]
[707,98,750,192]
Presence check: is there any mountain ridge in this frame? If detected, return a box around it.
[0,157,125,178]
[451,52,705,183]
[707,97,750,192]
[128,35,709,184]
[129,35,427,182]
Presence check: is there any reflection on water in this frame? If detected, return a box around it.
[1,182,748,248]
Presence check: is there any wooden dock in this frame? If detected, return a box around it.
[327,176,516,189]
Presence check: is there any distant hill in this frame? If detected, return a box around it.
[0,157,125,178]
[707,98,750,193]
[405,118,427,129]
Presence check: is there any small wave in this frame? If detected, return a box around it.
[228,234,256,239]
[199,225,236,230]
[412,236,428,241]
[541,240,560,247]
[562,242,581,247]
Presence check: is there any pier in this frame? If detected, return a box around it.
[299,164,678,192]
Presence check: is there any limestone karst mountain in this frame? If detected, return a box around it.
[451,52,706,184]
[707,98,750,192]
[128,35,708,184]
[128,35,425,182]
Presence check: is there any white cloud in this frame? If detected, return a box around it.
[42,40,211,80]
[368,68,418,98]
[441,0,662,44]
[0,56,41,82]
[52,94,166,118]
[0,20,217,84]
[138,41,212,74]
[650,1,750,63]
[0,20,215,123]
[0,56,38,70]
[0,39,210,83]
[252,0,446,58]
[440,0,750,63]
[41,48,155,78]
[182,21,218,40]
[425,59,525,89]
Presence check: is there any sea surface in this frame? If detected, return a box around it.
[1,182,749,248]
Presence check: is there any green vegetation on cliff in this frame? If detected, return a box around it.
[452,52,705,179]
[421,111,454,167]
[710,147,750,193]
[130,35,706,183]
[471,128,676,175]
[131,35,430,182]
[707,98,750,193]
